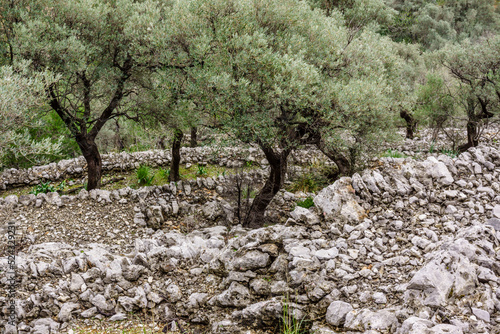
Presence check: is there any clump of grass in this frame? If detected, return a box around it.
[158,168,170,180]
[280,296,308,334]
[29,180,66,195]
[136,165,154,186]
[440,148,459,158]
[381,149,406,158]
[196,165,208,176]
[296,197,314,209]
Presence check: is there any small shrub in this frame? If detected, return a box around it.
[196,165,208,176]
[289,174,323,193]
[29,180,67,195]
[381,149,406,158]
[29,181,56,195]
[136,165,154,186]
[296,197,314,209]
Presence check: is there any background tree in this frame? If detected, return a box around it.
[0,63,63,169]
[415,73,457,144]
[197,0,403,227]
[387,0,500,49]
[438,35,500,151]
[138,0,210,182]
[13,0,164,190]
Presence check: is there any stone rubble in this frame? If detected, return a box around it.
[1,144,500,333]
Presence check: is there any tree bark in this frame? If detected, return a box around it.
[243,144,290,228]
[458,119,479,152]
[157,135,167,150]
[76,135,102,191]
[169,128,183,182]
[399,110,417,140]
[114,120,125,151]
[190,127,198,147]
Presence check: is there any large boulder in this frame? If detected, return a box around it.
[314,177,365,222]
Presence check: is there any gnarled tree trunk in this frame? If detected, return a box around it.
[243,144,290,228]
[458,119,479,152]
[400,110,417,140]
[169,128,183,182]
[76,135,102,190]
[190,127,198,147]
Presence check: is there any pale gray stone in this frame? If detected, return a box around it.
[232,250,270,271]
[493,205,500,219]
[407,260,454,307]
[290,206,320,225]
[471,307,490,322]
[373,292,387,304]
[58,302,80,322]
[69,273,85,292]
[110,313,127,321]
[398,317,434,334]
[216,282,251,308]
[233,299,283,326]
[77,299,95,318]
[427,324,463,334]
[118,296,137,312]
[315,247,339,260]
[325,300,353,326]
[314,177,365,222]
[5,194,18,205]
[90,294,113,311]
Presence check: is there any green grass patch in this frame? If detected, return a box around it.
[381,149,407,158]
[136,165,154,186]
[296,197,314,209]
[440,148,459,158]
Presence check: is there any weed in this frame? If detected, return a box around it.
[440,148,459,158]
[381,149,406,158]
[429,141,436,153]
[158,168,170,179]
[136,165,154,186]
[196,165,208,176]
[245,161,253,167]
[289,174,321,193]
[296,197,314,209]
[29,181,66,195]
[242,187,258,199]
[281,295,308,334]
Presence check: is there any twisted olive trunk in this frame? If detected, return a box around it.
[243,144,290,228]
[190,127,198,147]
[76,136,102,190]
[169,128,183,182]
[400,110,417,140]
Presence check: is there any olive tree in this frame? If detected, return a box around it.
[13,0,165,190]
[388,0,500,50]
[0,63,62,168]
[138,0,211,181]
[193,0,402,227]
[438,35,500,151]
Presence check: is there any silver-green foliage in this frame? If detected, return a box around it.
[0,63,63,169]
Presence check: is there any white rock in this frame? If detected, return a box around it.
[325,301,353,326]
[471,307,490,322]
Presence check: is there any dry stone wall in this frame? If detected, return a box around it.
[0,146,328,190]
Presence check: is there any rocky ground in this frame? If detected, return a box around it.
[1,129,500,334]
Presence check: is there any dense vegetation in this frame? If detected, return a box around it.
[1,0,499,227]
